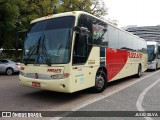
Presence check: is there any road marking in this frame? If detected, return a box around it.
[136,78,160,120]
[51,70,160,120]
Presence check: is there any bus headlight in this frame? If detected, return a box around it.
[50,73,70,79]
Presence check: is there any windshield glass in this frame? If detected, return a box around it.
[22,16,75,64]
[147,45,156,62]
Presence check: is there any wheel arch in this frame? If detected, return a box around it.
[6,67,14,72]
[97,66,108,81]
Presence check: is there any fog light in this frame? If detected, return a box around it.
[60,84,65,88]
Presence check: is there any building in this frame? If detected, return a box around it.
[124,25,160,42]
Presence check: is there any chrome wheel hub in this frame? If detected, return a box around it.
[95,75,104,89]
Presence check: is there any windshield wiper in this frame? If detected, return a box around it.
[42,35,51,66]
[24,37,41,65]
[56,44,63,55]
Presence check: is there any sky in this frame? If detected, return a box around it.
[103,0,160,27]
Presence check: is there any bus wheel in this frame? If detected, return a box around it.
[135,65,141,78]
[92,71,107,93]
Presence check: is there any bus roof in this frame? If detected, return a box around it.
[31,11,82,24]
[147,41,160,45]
[31,11,145,42]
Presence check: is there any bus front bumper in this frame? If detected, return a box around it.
[19,75,72,93]
[147,62,156,70]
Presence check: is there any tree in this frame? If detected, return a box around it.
[107,19,119,26]
[18,0,60,28]
[58,0,107,18]
[90,0,108,18]
[0,0,108,51]
[0,0,20,48]
[0,0,60,49]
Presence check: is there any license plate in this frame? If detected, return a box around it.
[32,82,41,87]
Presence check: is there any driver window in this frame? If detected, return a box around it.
[73,14,94,64]
[74,35,87,57]
[73,34,87,64]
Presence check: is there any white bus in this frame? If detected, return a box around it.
[147,41,160,70]
[19,11,147,93]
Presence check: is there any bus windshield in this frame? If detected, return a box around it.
[22,16,75,64]
[147,45,156,62]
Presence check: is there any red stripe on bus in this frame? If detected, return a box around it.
[106,48,128,80]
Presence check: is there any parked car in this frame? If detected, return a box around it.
[0,59,20,75]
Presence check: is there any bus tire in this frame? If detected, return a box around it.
[135,65,141,78]
[91,71,107,93]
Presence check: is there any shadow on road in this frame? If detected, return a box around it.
[22,92,80,105]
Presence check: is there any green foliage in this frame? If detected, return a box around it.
[90,0,108,18]
[58,0,92,12]
[0,0,20,48]
[58,0,107,18]
[0,0,108,51]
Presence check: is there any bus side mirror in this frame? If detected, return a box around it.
[74,26,90,34]
[74,26,81,33]
[74,26,91,45]
[80,27,90,34]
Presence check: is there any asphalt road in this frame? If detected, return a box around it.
[59,71,160,120]
[0,70,160,120]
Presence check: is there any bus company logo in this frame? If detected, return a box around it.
[92,25,104,30]
[128,52,142,58]
[47,69,62,73]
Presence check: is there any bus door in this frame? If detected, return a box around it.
[72,31,95,91]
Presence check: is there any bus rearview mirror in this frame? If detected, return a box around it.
[74,26,90,34]
[74,26,81,33]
